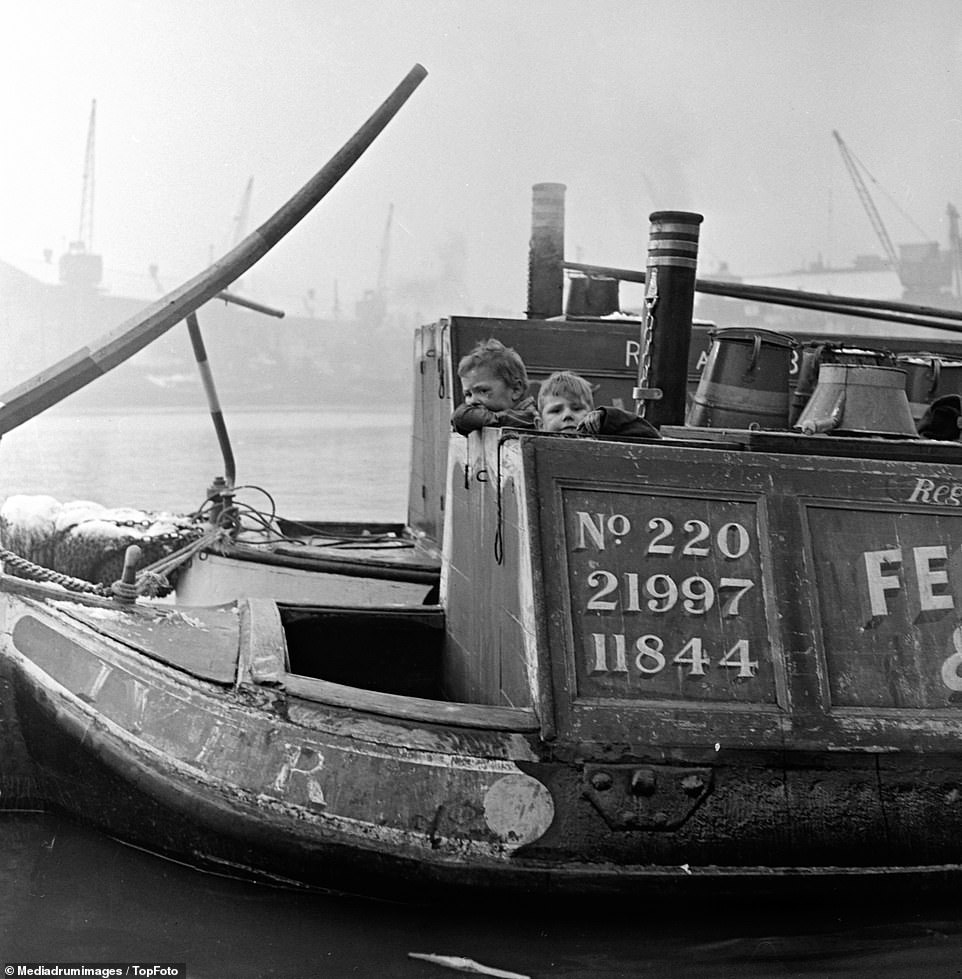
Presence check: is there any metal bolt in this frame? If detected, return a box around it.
[681,773,706,796]
[631,768,657,796]
[590,771,613,791]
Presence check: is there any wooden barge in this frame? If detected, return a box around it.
[5,187,962,902]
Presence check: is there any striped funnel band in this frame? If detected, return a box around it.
[647,211,703,270]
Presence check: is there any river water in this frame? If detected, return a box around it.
[3,406,962,976]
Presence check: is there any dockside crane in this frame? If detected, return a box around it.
[948,202,962,298]
[226,177,254,292]
[356,203,393,326]
[230,177,254,248]
[59,99,103,289]
[376,201,393,299]
[832,129,902,280]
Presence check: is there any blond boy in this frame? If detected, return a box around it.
[537,370,660,438]
[451,339,538,436]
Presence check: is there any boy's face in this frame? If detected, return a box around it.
[539,393,591,433]
[460,367,525,412]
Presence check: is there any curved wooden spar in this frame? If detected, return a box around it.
[0,63,428,437]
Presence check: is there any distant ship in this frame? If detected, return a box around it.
[0,103,458,412]
[0,252,425,411]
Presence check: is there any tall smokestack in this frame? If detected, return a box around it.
[527,183,566,319]
[635,210,703,427]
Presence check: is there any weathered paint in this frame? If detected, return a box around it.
[4,598,551,870]
[174,541,438,607]
[9,418,962,896]
[519,432,962,753]
[482,773,554,844]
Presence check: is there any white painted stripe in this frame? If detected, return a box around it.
[646,256,698,268]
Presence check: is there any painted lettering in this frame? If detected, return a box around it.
[625,339,640,367]
[194,723,224,766]
[590,633,628,673]
[573,511,632,551]
[635,634,666,673]
[862,548,904,616]
[861,545,957,618]
[88,663,112,700]
[942,625,962,691]
[907,477,962,506]
[588,632,759,680]
[274,744,327,807]
[575,512,606,551]
[584,569,752,616]
[718,639,758,678]
[643,517,752,557]
[913,545,953,612]
[586,570,619,610]
[908,478,936,503]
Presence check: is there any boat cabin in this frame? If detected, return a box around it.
[10,182,962,894]
[295,307,962,753]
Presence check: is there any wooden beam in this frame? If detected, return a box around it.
[564,259,962,333]
[0,63,428,436]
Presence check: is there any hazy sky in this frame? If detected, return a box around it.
[2,0,961,320]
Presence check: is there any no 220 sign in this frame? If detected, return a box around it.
[561,489,776,704]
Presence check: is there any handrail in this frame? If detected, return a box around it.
[564,259,962,335]
[0,63,428,437]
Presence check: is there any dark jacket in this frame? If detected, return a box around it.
[577,406,660,439]
[451,395,539,436]
[918,395,962,441]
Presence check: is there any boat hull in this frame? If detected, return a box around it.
[5,582,962,902]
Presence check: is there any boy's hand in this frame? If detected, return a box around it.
[576,409,604,435]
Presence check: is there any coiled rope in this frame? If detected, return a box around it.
[0,546,110,595]
[0,525,230,599]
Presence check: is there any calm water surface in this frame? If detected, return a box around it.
[0,404,412,520]
[3,407,962,976]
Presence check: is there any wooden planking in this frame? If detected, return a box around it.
[448,315,645,408]
[283,672,538,730]
[807,503,962,709]
[527,433,962,750]
[238,597,286,685]
[407,321,451,545]
[57,601,241,685]
[441,433,531,708]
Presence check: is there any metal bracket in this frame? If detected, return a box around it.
[582,763,713,831]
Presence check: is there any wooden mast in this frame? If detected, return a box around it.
[0,64,428,437]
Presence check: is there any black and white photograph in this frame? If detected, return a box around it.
[2,2,962,976]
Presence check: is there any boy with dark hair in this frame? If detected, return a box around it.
[537,370,660,438]
[451,338,538,436]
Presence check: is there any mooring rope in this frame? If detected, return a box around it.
[0,524,229,600]
[126,525,232,596]
[0,546,109,595]
[0,481,340,600]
